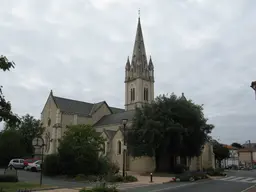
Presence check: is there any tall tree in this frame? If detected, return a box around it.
[58,124,105,175]
[0,55,20,126]
[231,142,244,149]
[4,114,44,155]
[128,93,214,172]
[213,141,230,167]
[0,129,27,166]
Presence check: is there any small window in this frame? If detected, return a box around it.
[20,160,24,163]
[144,88,149,101]
[102,142,106,154]
[117,141,122,155]
[13,160,19,163]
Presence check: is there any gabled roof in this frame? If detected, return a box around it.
[93,110,135,127]
[103,130,117,140]
[51,93,124,116]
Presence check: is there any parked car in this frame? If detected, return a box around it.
[25,160,42,172]
[23,158,40,168]
[8,159,25,169]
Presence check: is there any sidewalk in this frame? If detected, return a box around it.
[127,171,175,184]
[37,172,175,192]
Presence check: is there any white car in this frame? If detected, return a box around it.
[25,160,42,172]
[8,159,25,169]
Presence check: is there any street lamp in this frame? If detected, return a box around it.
[122,119,128,177]
[32,136,45,186]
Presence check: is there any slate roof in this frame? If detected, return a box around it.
[52,96,124,116]
[104,130,117,140]
[93,110,135,127]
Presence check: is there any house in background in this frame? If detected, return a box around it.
[238,148,256,167]
[221,145,239,168]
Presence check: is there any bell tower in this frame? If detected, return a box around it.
[124,15,155,111]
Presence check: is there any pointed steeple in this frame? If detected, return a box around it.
[148,56,154,70]
[125,56,131,70]
[131,15,147,65]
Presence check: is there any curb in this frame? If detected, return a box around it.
[31,187,62,191]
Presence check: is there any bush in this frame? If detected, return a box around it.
[0,174,18,182]
[106,175,138,183]
[75,174,100,182]
[206,168,226,176]
[79,185,118,192]
[124,175,138,182]
[173,164,187,174]
[176,171,208,182]
[43,154,61,176]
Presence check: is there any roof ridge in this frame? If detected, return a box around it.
[53,96,94,105]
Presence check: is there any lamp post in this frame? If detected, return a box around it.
[122,119,128,177]
[32,137,45,186]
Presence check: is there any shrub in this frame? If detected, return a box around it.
[0,174,18,182]
[75,174,100,182]
[106,175,138,183]
[79,185,118,192]
[43,154,60,176]
[108,162,120,175]
[124,175,138,182]
[176,171,208,182]
[173,164,187,174]
[107,175,124,182]
[206,168,226,176]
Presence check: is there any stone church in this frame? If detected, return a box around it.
[41,16,215,173]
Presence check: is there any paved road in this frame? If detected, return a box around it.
[123,180,256,192]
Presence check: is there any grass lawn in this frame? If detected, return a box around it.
[0,182,51,192]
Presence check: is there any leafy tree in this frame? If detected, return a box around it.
[5,114,44,155]
[0,55,20,126]
[213,141,230,167]
[231,142,244,149]
[0,129,27,167]
[128,93,214,172]
[58,124,105,176]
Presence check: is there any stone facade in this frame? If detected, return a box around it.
[40,16,215,173]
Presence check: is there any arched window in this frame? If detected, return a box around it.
[44,132,50,153]
[117,140,122,155]
[144,88,149,101]
[133,88,135,101]
[102,142,106,155]
[130,88,136,102]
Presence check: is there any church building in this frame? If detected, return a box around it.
[41,16,215,173]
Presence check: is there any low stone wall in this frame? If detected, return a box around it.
[129,156,155,173]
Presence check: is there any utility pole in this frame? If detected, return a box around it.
[248,140,254,169]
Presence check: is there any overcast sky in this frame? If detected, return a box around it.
[1,0,256,144]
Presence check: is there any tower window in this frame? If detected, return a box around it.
[131,88,136,102]
[144,88,148,101]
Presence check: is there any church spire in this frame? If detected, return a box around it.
[131,13,147,65]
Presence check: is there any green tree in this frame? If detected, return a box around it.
[128,93,214,172]
[0,55,20,126]
[58,124,105,176]
[231,142,244,149]
[5,114,44,155]
[213,141,230,167]
[0,129,27,167]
